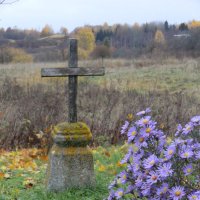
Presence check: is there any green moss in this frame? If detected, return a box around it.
[50,145,93,156]
[52,122,92,145]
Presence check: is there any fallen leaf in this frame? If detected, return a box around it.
[0,172,4,179]
[4,173,11,179]
[39,155,48,161]
[23,178,35,189]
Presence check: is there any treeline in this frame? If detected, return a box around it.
[0,20,200,63]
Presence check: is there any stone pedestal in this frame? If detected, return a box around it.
[46,122,95,192]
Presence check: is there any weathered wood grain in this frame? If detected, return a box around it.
[41,67,105,77]
[41,38,105,123]
[68,39,78,123]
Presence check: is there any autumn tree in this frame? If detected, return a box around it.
[188,20,200,29]
[154,30,165,45]
[40,24,54,37]
[75,27,95,59]
[60,27,68,36]
[91,44,111,60]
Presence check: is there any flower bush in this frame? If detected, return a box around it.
[107,108,200,200]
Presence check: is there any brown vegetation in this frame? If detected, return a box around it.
[1,58,200,150]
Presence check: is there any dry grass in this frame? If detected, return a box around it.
[0,57,200,149]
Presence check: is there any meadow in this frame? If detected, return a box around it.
[0,57,200,199]
[1,57,200,148]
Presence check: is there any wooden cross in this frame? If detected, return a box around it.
[41,38,105,123]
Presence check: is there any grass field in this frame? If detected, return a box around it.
[1,58,200,94]
[1,57,200,146]
[0,57,200,199]
[0,146,127,200]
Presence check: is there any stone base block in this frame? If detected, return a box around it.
[46,144,95,191]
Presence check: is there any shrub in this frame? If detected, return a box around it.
[91,45,111,59]
[0,47,33,63]
[107,108,200,200]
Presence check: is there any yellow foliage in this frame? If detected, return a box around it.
[0,47,33,63]
[188,20,200,28]
[78,48,88,59]
[75,27,95,59]
[41,24,54,37]
[98,165,106,172]
[154,30,165,45]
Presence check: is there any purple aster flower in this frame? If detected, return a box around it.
[164,144,176,160]
[141,183,151,196]
[195,151,200,160]
[182,122,194,135]
[136,116,151,127]
[119,171,127,184]
[135,175,143,187]
[133,149,144,161]
[143,154,159,169]
[108,179,117,189]
[183,164,193,176]
[107,190,115,200]
[120,120,129,135]
[147,171,159,185]
[175,124,183,136]
[180,147,193,159]
[188,191,200,200]
[126,185,135,193]
[115,188,124,199]
[193,142,200,149]
[191,115,200,123]
[120,146,133,164]
[187,138,194,145]
[127,126,137,143]
[135,136,147,148]
[173,138,184,146]
[157,162,173,178]
[136,108,151,116]
[156,183,169,196]
[129,162,141,173]
[158,135,167,151]
[170,186,185,200]
[140,124,156,138]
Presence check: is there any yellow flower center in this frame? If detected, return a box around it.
[118,191,123,197]
[122,175,126,180]
[187,168,192,173]
[175,191,181,196]
[163,187,167,192]
[139,137,144,143]
[191,195,197,199]
[146,128,151,133]
[143,119,149,124]
[186,126,191,131]
[184,152,189,157]
[132,131,136,136]
[168,150,173,155]
[149,160,155,165]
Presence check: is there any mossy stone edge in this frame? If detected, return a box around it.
[52,122,92,146]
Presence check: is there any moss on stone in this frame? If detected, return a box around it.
[50,145,93,156]
[52,122,92,146]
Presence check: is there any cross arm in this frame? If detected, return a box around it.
[41,67,105,77]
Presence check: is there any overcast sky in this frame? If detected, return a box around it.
[0,0,200,32]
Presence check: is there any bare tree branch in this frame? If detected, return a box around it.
[0,0,19,4]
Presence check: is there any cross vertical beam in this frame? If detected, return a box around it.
[68,39,78,123]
